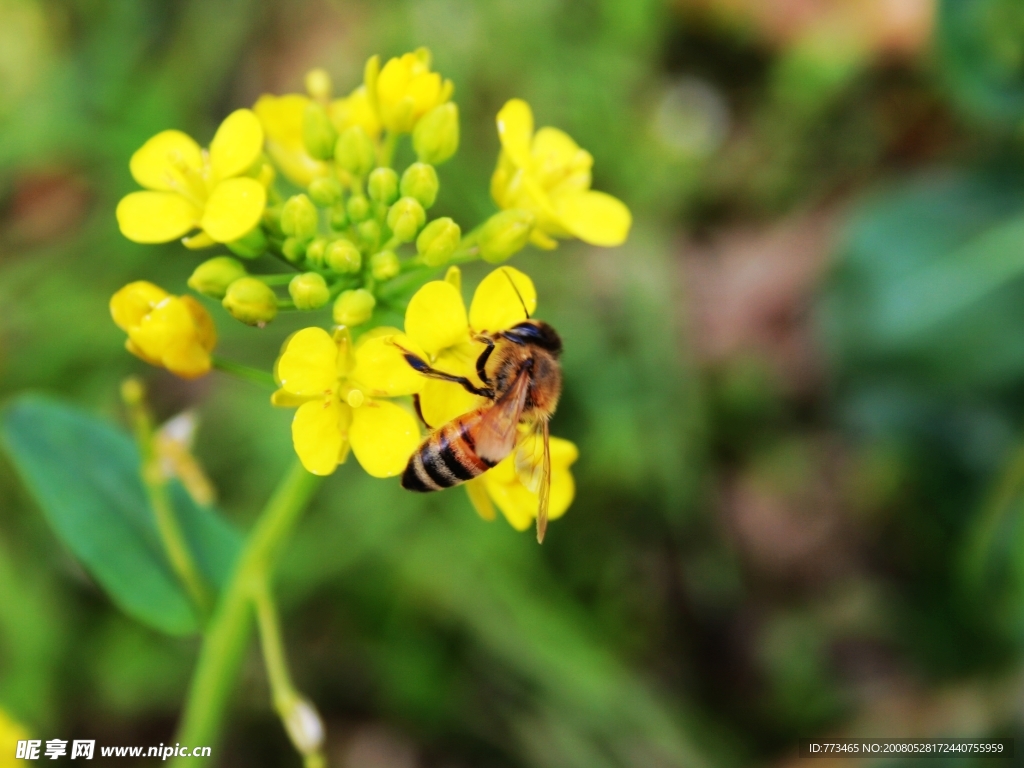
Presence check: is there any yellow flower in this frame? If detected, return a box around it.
[403,266,537,428]
[329,85,382,140]
[490,99,631,249]
[110,281,216,379]
[253,94,330,188]
[116,109,266,246]
[466,432,579,531]
[271,327,424,477]
[366,48,453,134]
[0,709,29,768]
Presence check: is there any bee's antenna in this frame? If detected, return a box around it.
[502,268,531,319]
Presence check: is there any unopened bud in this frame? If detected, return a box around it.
[289,272,330,310]
[223,277,278,325]
[416,217,461,266]
[305,237,328,267]
[308,176,342,207]
[329,202,348,230]
[346,194,370,223]
[368,167,399,205]
[305,68,332,101]
[280,194,319,241]
[370,250,400,281]
[386,196,426,242]
[357,219,381,252]
[226,225,268,259]
[413,103,459,165]
[303,102,337,161]
[283,697,325,756]
[325,238,361,273]
[400,162,439,208]
[478,209,535,263]
[188,256,248,299]
[333,288,376,327]
[334,125,376,177]
[282,237,307,263]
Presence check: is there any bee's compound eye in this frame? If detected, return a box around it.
[508,321,562,354]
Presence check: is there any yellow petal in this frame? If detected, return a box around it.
[181,295,217,352]
[554,190,631,247]
[116,191,200,243]
[416,345,486,427]
[531,127,583,167]
[350,333,425,397]
[110,281,169,331]
[483,476,534,531]
[209,108,264,181]
[253,94,329,187]
[182,231,216,249]
[292,398,348,476]
[549,436,580,469]
[468,266,537,332]
[496,99,534,169]
[200,177,266,243]
[276,327,338,396]
[329,85,382,140]
[404,280,469,357]
[161,337,212,379]
[129,296,194,362]
[129,129,203,191]
[465,476,496,521]
[349,399,420,478]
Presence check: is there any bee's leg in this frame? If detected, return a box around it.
[412,394,433,429]
[400,349,494,398]
[472,335,496,386]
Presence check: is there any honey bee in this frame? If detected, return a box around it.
[398,303,563,542]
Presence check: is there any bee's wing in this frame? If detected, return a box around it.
[474,367,530,465]
[537,420,552,543]
[514,421,544,492]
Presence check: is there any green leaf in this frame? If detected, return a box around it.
[1,395,241,636]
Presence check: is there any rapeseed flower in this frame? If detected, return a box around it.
[272,327,423,477]
[110,281,216,379]
[491,99,631,249]
[403,266,536,427]
[254,94,329,187]
[116,109,266,246]
[466,432,578,531]
[366,48,453,134]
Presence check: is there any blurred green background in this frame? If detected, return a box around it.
[7,0,1024,765]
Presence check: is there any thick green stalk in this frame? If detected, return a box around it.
[172,460,322,764]
[212,357,277,389]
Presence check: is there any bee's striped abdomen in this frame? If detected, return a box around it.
[402,414,495,492]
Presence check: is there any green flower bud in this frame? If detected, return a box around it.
[325,238,361,273]
[302,101,337,161]
[289,272,330,310]
[262,205,284,236]
[400,162,439,208]
[346,194,370,223]
[386,196,426,242]
[333,288,376,327]
[282,237,307,263]
[188,256,248,299]
[357,219,381,252]
[226,225,268,259]
[370,250,400,281]
[329,202,348,230]
[305,68,332,101]
[334,125,376,177]
[478,209,535,263]
[416,217,461,267]
[413,103,459,165]
[223,277,278,325]
[308,176,342,207]
[305,237,328,267]
[281,194,319,241]
[367,167,399,205]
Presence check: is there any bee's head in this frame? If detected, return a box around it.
[503,320,562,356]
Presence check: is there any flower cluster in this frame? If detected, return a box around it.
[109,49,630,534]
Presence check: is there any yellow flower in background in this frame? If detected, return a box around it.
[253,94,330,188]
[0,709,29,768]
[110,281,216,379]
[465,433,578,531]
[403,266,537,428]
[329,85,382,140]
[271,327,423,477]
[116,109,266,246]
[491,99,631,249]
[366,48,453,134]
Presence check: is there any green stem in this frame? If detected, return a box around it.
[253,273,296,286]
[172,460,322,765]
[379,131,398,168]
[213,357,277,390]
